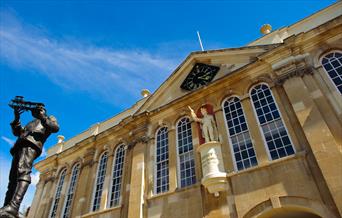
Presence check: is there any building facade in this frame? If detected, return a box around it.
[28,2,342,218]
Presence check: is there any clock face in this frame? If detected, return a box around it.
[180,63,220,91]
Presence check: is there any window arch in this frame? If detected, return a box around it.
[109,144,126,207]
[176,117,196,187]
[222,96,258,170]
[91,151,108,212]
[62,163,80,218]
[154,127,169,194]
[50,168,67,218]
[321,51,342,94]
[250,84,295,160]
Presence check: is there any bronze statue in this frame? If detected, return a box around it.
[0,97,59,218]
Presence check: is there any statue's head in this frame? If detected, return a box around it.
[31,106,46,118]
[200,106,208,116]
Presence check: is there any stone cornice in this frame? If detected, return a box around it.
[40,169,56,183]
[82,147,96,167]
[128,135,150,150]
[272,55,314,85]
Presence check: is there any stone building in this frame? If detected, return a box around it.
[28,2,342,218]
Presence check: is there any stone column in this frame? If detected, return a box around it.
[127,140,147,218]
[72,147,96,217]
[38,174,56,218]
[27,178,45,218]
[281,74,342,215]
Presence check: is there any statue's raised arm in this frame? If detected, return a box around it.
[188,106,202,123]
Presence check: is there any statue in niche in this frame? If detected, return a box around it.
[188,105,218,143]
[0,96,59,218]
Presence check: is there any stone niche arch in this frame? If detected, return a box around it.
[243,196,337,218]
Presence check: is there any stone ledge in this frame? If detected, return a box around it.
[148,183,201,201]
[81,205,121,218]
[226,150,306,178]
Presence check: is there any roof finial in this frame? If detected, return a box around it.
[260,24,272,35]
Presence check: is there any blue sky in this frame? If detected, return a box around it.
[0,0,336,212]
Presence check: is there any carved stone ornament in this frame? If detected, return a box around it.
[271,54,313,85]
[128,135,150,149]
[197,141,228,197]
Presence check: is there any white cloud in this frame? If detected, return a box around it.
[0,11,178,105]
[41,148,47,158]
[1,136,15,146]
[31,171,40,186]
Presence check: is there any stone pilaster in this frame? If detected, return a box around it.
[38,173,56,218]
[72,147,96,217]
[274,62,342,216]
[168,127,178,191]
[27,178,45,218]
[127,139,147,218]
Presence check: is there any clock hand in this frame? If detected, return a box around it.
[199,72,211,77]
[198,75,210,80]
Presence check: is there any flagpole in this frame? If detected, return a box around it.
[197,31,204,51]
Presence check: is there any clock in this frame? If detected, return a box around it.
[180,63,220,91]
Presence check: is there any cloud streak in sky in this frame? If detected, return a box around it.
[1,136,15,146]
[0,11,177,105]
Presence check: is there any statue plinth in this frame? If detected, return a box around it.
[197,141,228,197]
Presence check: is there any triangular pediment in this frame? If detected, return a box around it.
[136,44,279,114]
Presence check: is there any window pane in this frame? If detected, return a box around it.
[250,84,295,160]
[92,152,108,211]
[223,97,258,171]
[62,164,80,218]
[155,127,169,194]
[322,52,342,94]
[109,145,126,207]
[50,169,67,218]
[177,118,196,188]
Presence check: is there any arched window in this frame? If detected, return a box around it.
[92,152,108,212]
[250,84,295,160]
[155,127,169,194]
[50,168,67,218]
[62,163,80,218]
[109,144,126,207]
[222,97,258,170]
[176,117,196,187]
[321,51,342,94]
